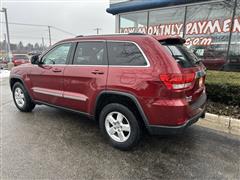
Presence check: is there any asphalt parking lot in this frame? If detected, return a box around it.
[1,77,240,179]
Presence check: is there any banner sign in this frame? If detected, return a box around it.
[120,17,240,46]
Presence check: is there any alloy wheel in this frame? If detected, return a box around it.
[105,111,131,142]
[14,87,25,108]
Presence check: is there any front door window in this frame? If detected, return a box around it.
[42,43,71,65]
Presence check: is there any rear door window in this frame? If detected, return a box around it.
[162,43,199,68]
[107,42,148,66]
[73,42,107,65]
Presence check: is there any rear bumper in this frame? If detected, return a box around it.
[147,105,206,135]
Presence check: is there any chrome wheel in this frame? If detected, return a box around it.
[105,111,131,143]
[14,87,25,108]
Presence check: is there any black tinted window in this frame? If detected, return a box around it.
[162,44,198,68]
[73,42,106,65]
[107,42,147,66]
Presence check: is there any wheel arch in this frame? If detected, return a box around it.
[10,77,24,90]
[94,91,150,129]
[10,76,34,101]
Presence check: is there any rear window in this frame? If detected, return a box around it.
[162,43,199,68]
[14,55,29,60]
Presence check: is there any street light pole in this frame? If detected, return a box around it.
[4,33,8,53]
[48,26,52,46]
[42,37,45,51]
[1,8,11,60]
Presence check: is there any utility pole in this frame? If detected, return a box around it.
[1,8,11,60]
[42,37,45,51]
[94,28,101,35]
[48,26,52,46]
[4,33,8,54]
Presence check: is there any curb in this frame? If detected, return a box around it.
[197,113,240,136]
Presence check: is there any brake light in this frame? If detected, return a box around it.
[160,73,195,90]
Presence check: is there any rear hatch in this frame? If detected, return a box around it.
[158,38,206,104]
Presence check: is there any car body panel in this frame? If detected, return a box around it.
[28,64,66,105]
[63,66,108,113]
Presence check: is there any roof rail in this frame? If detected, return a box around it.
[75,33,147,38]
[86,33,128,36]
[128,33,146,35]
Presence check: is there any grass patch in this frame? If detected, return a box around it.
[206,70,240,106]
[205,70,240,118]
[206,71,240,86]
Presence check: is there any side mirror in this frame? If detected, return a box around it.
[31,54,40,65]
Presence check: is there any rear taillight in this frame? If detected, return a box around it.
[160,73,195,90]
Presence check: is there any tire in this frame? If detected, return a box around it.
[12,82,35,112]
[99,103,141,151]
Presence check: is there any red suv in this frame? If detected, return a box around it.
[12,54,30,66]
[10,34,206,150]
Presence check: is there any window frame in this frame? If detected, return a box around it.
[40,42,74,65]
[106,40,150,67]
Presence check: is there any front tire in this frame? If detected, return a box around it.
[99,103,141,150]
[12,82,35,112]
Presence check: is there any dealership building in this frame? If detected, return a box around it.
[107,0,240,71]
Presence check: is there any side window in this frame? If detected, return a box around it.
[107,42,147,66]
[73,42,107,65]
[42,43,71,65]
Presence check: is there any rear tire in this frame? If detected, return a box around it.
[12,82,35,112]
[99,103,141,151]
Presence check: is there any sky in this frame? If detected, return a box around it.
[0,0,115,46]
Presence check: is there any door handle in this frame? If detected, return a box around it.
[52,68,62,72]
[91,70,104,75]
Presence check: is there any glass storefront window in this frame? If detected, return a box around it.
[148,7,185,36]
[120,12,148,33]
[117,0,239,72]
[228,0,240,71]
[185,2,234,70]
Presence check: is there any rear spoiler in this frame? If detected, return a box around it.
[153,36,186,45]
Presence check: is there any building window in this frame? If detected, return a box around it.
[148,7,185,36]
[227,0,240,71]
[120,12,148,34]
[185,1,234,70]
[116,0,239,72]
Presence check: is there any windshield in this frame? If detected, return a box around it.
[162,43,199,68]
[13,55,29,60]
